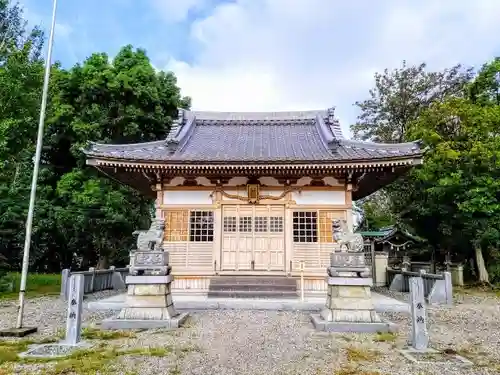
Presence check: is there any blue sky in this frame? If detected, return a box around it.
[21,0,500,135]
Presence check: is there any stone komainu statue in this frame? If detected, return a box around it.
[134,219,165,252]
[129,219,170,276]
[331,219,364,253]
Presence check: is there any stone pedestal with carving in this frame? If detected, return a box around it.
[102,220,188,330]
[311,251,396,333]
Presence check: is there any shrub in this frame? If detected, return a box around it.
[0,254,13,293]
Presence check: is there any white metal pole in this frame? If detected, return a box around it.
[16,0,58,329]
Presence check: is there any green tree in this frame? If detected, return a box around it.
[356,192,396,231]
[468,57,500,106]
[0,0,45,271]
[396,97,500,283]
[0,37,190,271]
[350,60,476,274]
[42,45,190,269]
[352,61,473,142]
[0,0,43,62]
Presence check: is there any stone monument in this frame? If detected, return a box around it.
[398,277,472,365]
[102,219,188,330]
[65,274,85,345]
[19,274,91,358]
[310,219,395,332]
[409,276,429,350]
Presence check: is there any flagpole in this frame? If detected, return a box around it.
[15,0,59,330]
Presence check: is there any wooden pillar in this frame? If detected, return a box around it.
[345,183,353,232]
[213,191,222,274]
[284,187,294,275]
[154,183,163,219]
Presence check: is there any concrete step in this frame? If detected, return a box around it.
[209,284,296,292]
[210,277,296,286]
[207,290,298,299]
[208,276,298,299]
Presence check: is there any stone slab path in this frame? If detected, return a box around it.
[87,291,410,313]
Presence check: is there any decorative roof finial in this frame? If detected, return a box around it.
[327,106,337,125]
[165,108,185,154]
[176,108,185,124]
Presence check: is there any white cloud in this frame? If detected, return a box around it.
[152,0,209,22]
[55,23,72,39]
[161,0,500,134]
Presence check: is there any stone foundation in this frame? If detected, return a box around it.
[311,245,396,333]
[320,279,382,323]
[311,278,396,332]
[102,274,189,330]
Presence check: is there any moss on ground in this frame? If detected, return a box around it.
[373,332,397,343]
[81,327,137,340]
[345,346,380,362]
[333,367,383,375]
[0,334,200,375]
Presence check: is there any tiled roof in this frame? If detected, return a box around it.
[84,108,423,163]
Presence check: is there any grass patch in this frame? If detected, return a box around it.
[345,346,380,363]
[0,333,65,364]
[0,339,35,364]
[0,273,61,300]
[180,315,195,328]
[123,346,174,357]
[373,332,397,343]
[334,367,383,375]
[454,284,500,298]
[443,345,497,368]
[81,327,136,341]
[46,344,198,375]
[338,335,354,342]
[0,337,201,375]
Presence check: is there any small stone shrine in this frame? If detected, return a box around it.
[102,219,188,330]
[311,219,395,332]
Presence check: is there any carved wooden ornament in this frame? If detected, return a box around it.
[247,184,260,204]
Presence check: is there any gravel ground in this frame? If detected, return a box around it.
[0,289,499,375]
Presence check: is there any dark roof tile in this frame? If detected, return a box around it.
[85,108,423,163]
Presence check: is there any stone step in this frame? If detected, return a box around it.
[208,284,297,292]
[209,277,297,286]
[207,290,298,299]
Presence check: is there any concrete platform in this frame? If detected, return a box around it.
[87,292,409,314]
[0,327,38,337]
[101,312,189,330]
[310,314,397,333]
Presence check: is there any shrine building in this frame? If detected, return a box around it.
[84,108,424,294]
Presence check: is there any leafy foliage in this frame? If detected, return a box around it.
[0,0,43,62]
[356,192,396,231]
[352,61,473,142]
[0,1,190,272]
[353,59,500,283]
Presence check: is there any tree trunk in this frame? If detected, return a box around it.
[474,245,489,284]
[96,256,108,270]
[10,163,20,191]
[469,258,476,279]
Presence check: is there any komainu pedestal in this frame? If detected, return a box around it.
[310,219,396,333]
[102,219,188,330]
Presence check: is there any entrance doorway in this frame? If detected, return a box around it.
[221,204,285,271]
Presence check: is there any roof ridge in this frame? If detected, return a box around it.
[85,140,166,153]
[342,139,422,150]
[189,109,328,120]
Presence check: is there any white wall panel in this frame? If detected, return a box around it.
[291,190,345,205]
[162,190,213,205]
